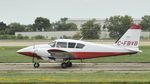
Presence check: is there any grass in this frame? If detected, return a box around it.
[0,71,150,83]
[0,46,150,63]
[0,46,31,63]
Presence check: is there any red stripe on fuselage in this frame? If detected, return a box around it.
[71,52,137,59]
[18,52,33,56]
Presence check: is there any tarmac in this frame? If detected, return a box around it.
[0,40,150,46]
[0,63,150,73]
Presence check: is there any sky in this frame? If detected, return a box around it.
[0,0,150,24]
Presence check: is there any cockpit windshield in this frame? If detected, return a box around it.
[49,41,56,47]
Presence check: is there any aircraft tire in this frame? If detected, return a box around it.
[61,62,67,68]
[34,62,40,68]
[67,62,72,67]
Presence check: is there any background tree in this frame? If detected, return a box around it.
[73,31,82,39]
[25,24,34,32]
[7,23,26,34]
[0,22,8,34]
[60,18,68,24]
[65,23,78,31]
[140,15,150,31]
[80,19,101,39]
[54,18,78,31]
[105,15,133,39]
[33,17,51,31]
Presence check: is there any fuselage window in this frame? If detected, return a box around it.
[76,43,85,48]
[56,42,67,48]
[68,42,76,48]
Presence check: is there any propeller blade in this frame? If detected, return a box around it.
[32,43,35,63]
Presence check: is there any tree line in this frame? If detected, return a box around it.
[81,15,150,39]
[0,17,78,35]
[0,15,150,39]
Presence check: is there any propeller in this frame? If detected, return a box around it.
[32,42,35,63]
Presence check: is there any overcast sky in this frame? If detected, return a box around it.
[0,0,150,24]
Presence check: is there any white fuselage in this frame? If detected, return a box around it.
[17,39,137,62]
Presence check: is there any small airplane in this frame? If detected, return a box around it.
[17,24,142,68]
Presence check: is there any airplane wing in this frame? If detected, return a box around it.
[47,49,74,60]
[125,48,142,52]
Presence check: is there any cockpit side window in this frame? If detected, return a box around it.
[68,42,76,48]
[56,42,67,48]
[76,43,85,49]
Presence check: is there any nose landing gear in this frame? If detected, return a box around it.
[32,55,40,68]
[34,62,40,68]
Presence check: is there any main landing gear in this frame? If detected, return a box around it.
[61,61,72,68]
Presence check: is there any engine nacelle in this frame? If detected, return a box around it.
[35,48,50,58]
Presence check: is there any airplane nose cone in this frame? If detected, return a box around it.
[17,48,33,56]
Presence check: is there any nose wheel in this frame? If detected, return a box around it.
[33,62,40,68]
[61,61,72,68]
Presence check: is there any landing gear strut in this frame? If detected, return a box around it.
[61,61,72,68]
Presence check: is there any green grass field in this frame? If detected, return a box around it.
[0,46,31,63]
[0,46,150,63]
[0,71,150,83]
